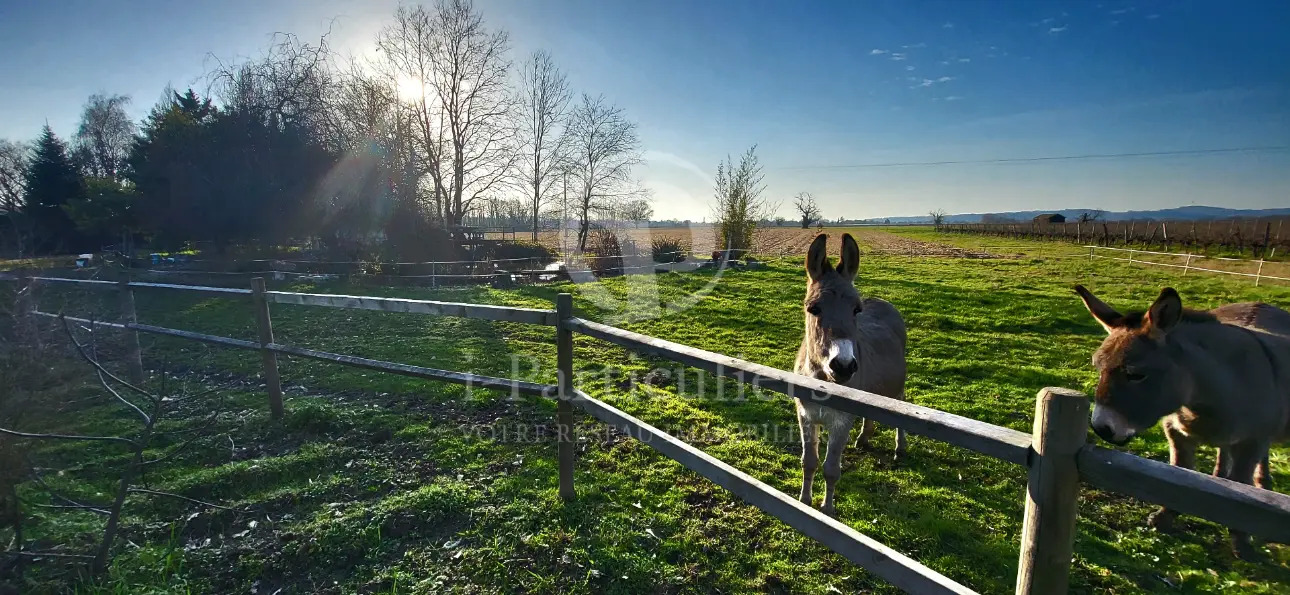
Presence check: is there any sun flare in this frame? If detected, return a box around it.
[396,74,425,102]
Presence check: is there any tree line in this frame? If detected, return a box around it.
[0,0,653,259]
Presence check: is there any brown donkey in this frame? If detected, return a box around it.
[1075,285,1290,558]
[794,233,907,516]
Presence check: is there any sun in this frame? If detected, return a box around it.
[396,74,425,102]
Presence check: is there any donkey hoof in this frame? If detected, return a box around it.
[1232,540,1262,562]
[891,451,906,466]
[820,504,838,518]
[1146,509,1176,532]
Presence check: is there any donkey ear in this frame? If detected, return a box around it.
[1145,287,1183,333]
[1074,285,1123,333]
[836,233,860,280]
[806,233,831,280]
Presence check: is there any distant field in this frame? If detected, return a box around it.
[501,225,993,258]
[9,230,1290,593]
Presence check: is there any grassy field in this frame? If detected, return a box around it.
[6,228,1290,594]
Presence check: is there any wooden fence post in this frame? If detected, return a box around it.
[556,292,576,500]
[15,276,40,350]
[1016,387,1088,595]
[1182,253,1192,276]
[250,277,284,420]
[117,279,145,384]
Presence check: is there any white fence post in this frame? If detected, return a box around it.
[1183,253,1192,276]
[1256,259,1265,287]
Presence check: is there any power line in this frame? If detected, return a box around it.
[777,146,1290,170]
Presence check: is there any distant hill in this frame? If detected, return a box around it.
[869,206,1290,224]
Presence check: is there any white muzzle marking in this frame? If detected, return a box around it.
[827,340,855,366]
[1092,405,1136,442]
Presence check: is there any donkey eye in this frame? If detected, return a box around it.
[853,304,863,314]
[807,304,821,316]
[1125,371,1146,382]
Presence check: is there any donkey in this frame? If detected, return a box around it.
[794,233,907,516]
[1074,285,1290,558]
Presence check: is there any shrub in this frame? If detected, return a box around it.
[651,237,689,263]
[586,228,623,274]
[483,241,556,268]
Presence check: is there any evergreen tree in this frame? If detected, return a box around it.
[24,125,86,253]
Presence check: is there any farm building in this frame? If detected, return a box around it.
[1032,213,1066,224]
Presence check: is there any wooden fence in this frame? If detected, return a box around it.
[942,218,1289,257]
[12,276,1290,594]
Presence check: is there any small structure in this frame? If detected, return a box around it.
[1033,213,1066,224]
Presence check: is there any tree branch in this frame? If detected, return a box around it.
[0,427,135,447]
[128,488,238,511]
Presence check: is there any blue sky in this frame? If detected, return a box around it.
[1,0,1287,220]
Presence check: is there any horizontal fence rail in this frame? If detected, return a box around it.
[264,291,558,326]
[1078,445,1290,542]
[32,311,556,398]
[564,317,1034,465]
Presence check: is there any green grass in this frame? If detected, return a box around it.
[7,230,1290,594]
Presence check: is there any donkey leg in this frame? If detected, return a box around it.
[798,413,819,506]
[1225,442,1267,561]
[1149,418,1197,531]
[820,419,853,517]
[855,418,876,450]
[893,427,908,463]
[893,392,908,463]
[1254,452,1273,489]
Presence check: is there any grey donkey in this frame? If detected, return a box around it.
[794,233,908,516]
[1075,285,1290,559]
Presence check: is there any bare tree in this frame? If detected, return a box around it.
[73,94,136,181]
[378,0,516,227]
[0,140,27,216]
[0,140,33,256]
[515,50,571,241]
[1078,209,1105,223]
[378,5,449,221]
[210,33,334,137]
[712,145,773,256]
[564,94,644,251]
[0,318,236,575]
[620,198,653,228]
[793,192,821,229]
[929,209,948,230]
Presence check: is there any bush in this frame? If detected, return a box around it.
[586,228,623,274]
[482,241,556,268]
[651,237,689,263]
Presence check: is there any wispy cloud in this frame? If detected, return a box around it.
[1109,7,1133,15]
[943,22,954,29]
[958,57,971,63]
[901,42,927,49]
[889,53,907,61]
[944,95,963,101]
[1146,13,1160,19]
[912,76,955,88]
[906,65,916,71]
[870,48,889,55]
[1049,25,1068,33]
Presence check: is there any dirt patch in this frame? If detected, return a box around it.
[853,229,996,258]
